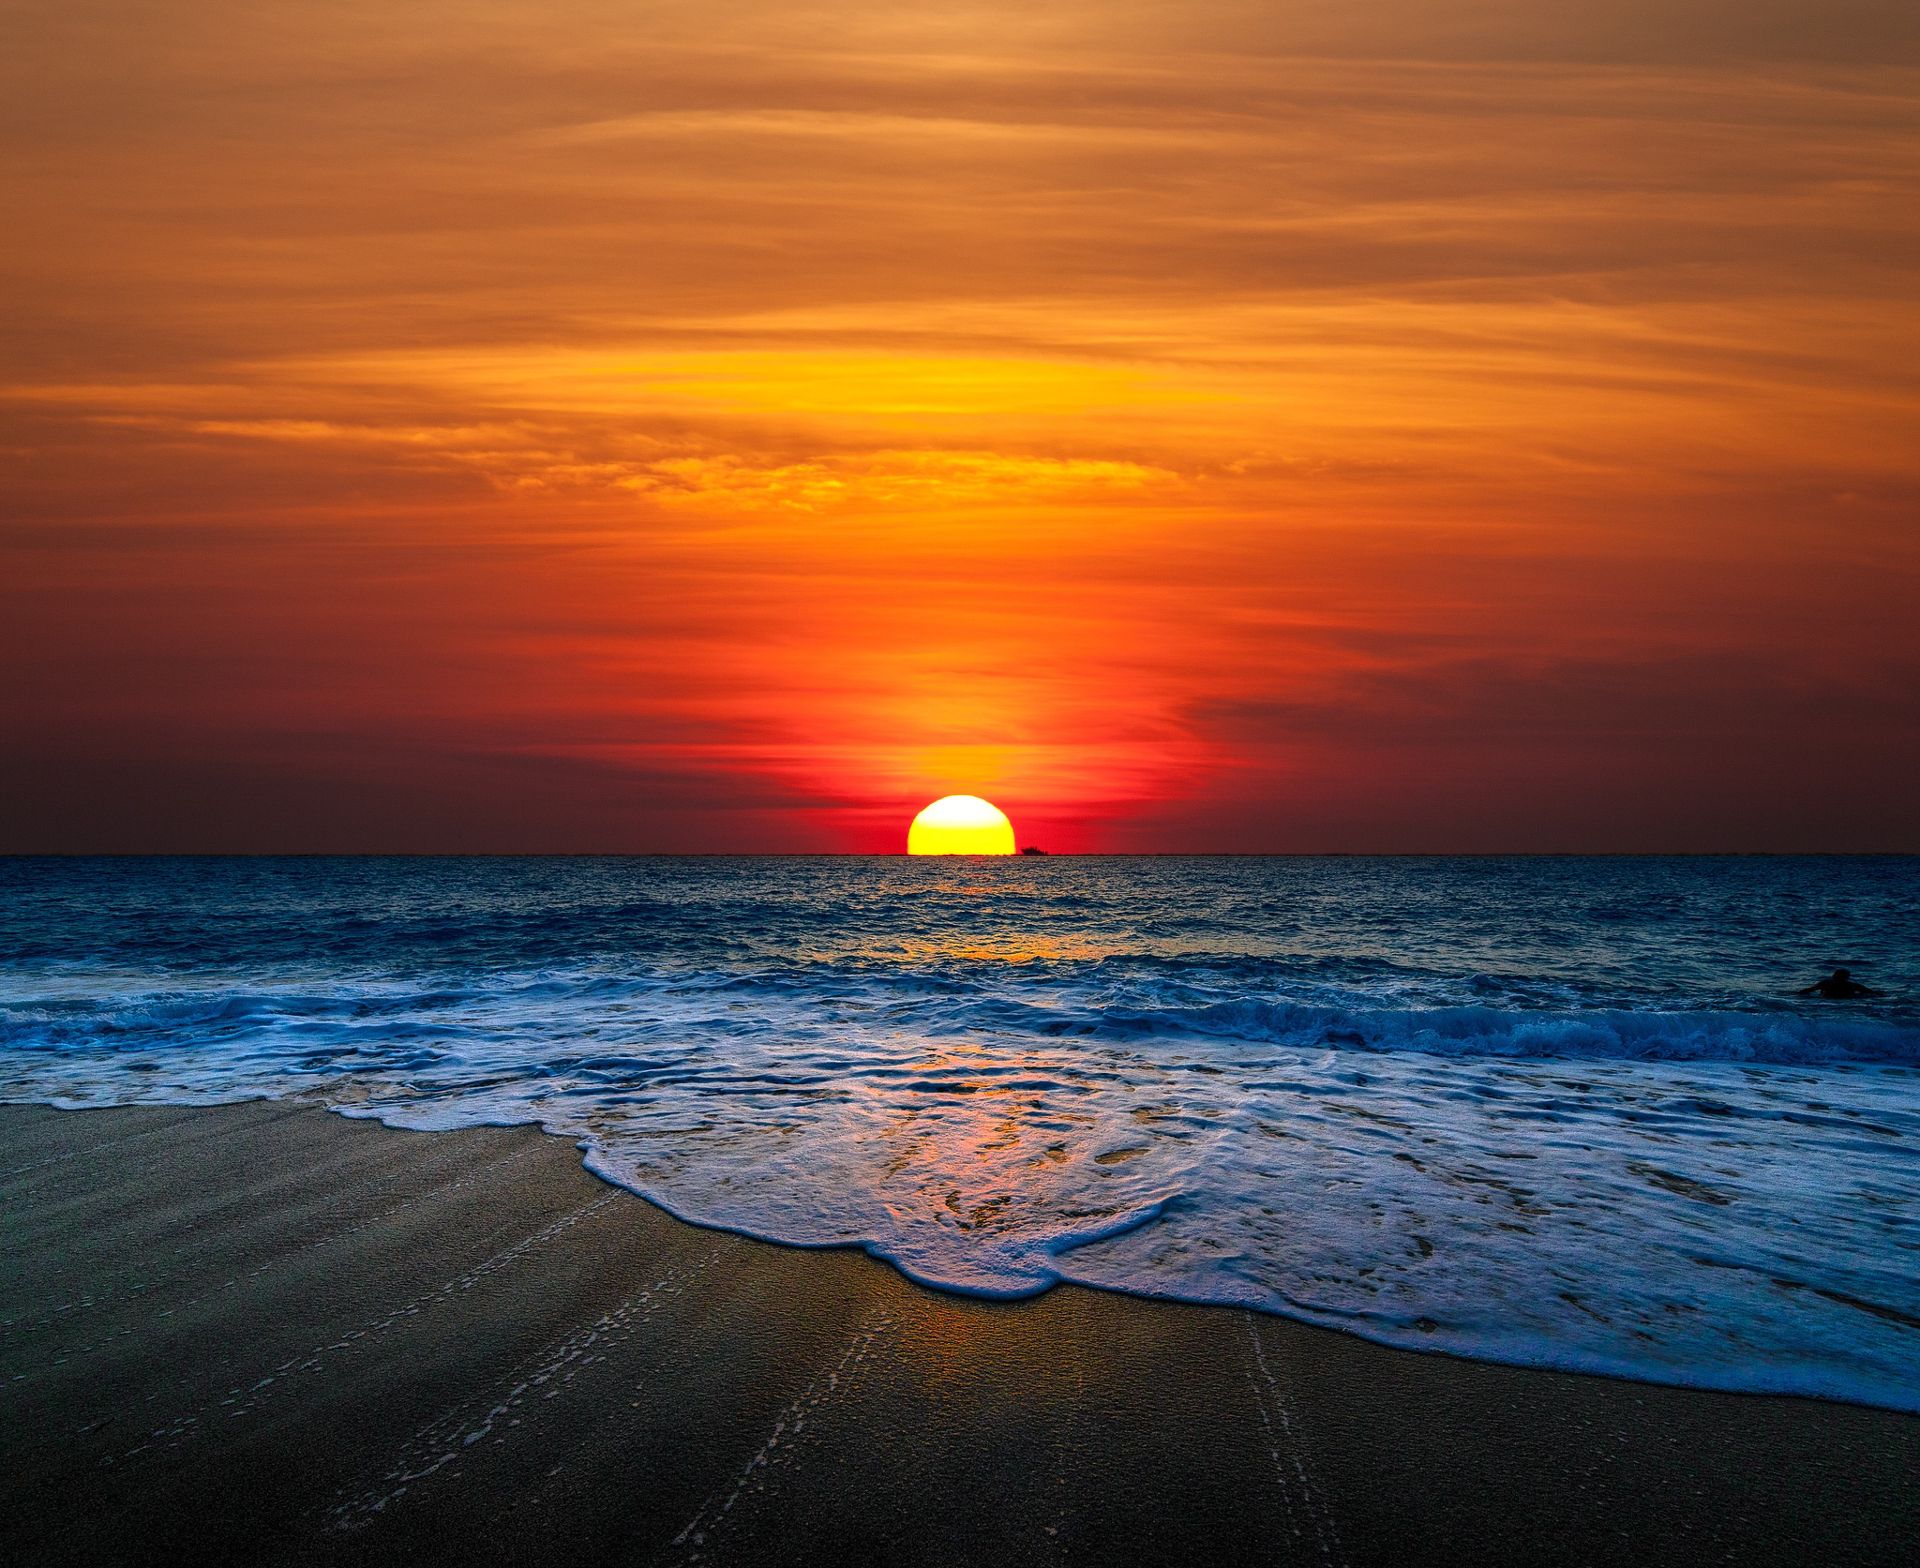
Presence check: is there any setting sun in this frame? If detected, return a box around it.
[907,795,1015,856]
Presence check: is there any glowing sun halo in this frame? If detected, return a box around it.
[908,795,1016,855]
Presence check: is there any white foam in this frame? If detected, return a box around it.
[5,961,1916,1412]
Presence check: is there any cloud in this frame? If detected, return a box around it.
[2,2,1916,848]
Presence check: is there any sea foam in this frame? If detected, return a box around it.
[3,855,1917,1411]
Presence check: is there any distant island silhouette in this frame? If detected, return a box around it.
[1020,845,1049,856]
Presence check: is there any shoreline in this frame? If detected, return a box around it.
[3,1101,1916,1566]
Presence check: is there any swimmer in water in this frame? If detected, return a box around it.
[1797,967,1881,999]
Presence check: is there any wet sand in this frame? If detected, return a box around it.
[2,1102,1914,1567]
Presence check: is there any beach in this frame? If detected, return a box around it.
[3,1102,1914,1567]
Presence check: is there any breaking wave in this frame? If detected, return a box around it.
[3,855,1917,1412]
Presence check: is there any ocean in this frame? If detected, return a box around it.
[3,855,1916,1411]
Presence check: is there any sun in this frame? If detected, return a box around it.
[908,795,1016,855]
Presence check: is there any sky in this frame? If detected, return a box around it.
[3,2,1917,852]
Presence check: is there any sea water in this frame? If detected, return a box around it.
[3,856,1916,1410]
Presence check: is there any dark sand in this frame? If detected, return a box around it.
[2,1104,1914,1567]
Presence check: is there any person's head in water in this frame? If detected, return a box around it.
[1799,967,1879,999]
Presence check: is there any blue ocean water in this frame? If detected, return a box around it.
[2,855,1917,1410]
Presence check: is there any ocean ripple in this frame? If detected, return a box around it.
[2,854,1917,1411]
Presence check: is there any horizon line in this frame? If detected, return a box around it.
[3,850,1915,861]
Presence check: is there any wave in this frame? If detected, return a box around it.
[4,855,1918,1414]
[959,995,1920,1066]
[5,962,1917,1071]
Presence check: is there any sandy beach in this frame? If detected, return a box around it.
[0,1102,1913,1566]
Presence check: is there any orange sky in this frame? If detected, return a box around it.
[3,3,1917,851]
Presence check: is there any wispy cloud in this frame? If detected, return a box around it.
[2,2,1915,848]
